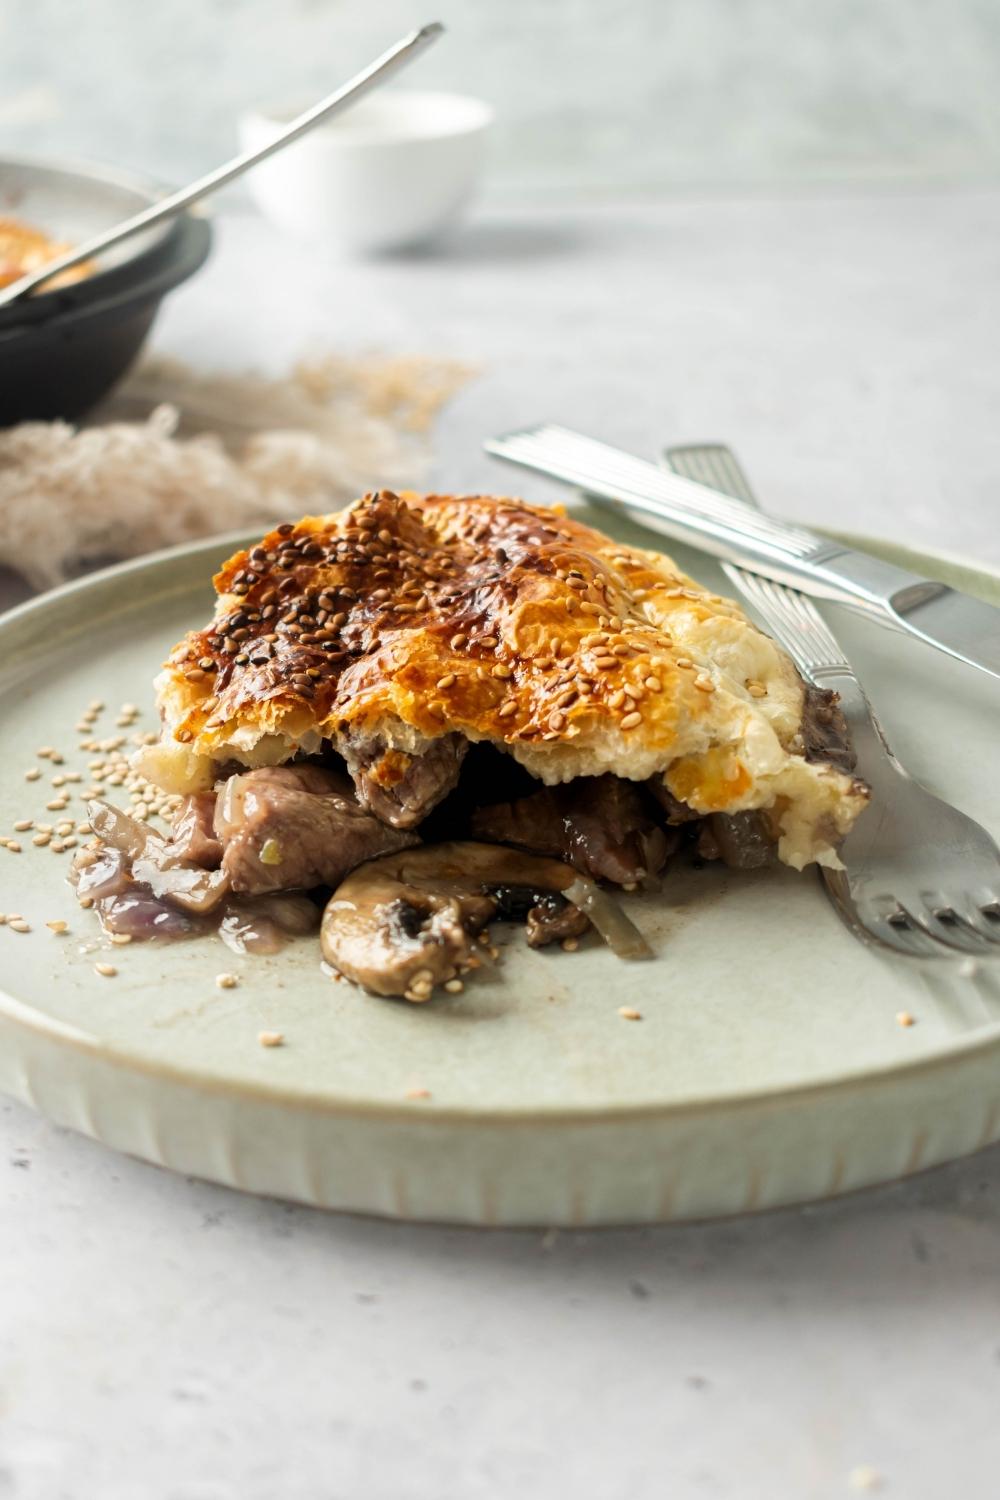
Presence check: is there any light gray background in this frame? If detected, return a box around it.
[3,4,1000,1498]
[1,0,999,193]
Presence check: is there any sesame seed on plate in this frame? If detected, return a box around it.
[8,920,30,934]
[619,1006,643,1021]
[94,963,117,977]
[258,1031,284,1048]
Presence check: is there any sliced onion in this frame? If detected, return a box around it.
[218,894,319,955]
[87,799,162,862]
[564,877,652,960]
[87,799,229,914]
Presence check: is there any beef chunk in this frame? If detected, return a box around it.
[339,731,467,829]
[645,777,701,824]
[695,811,774,870]
[169,792,224,868]
[801,684,855,773]
[214,764,418,895]
[471,774,670,885]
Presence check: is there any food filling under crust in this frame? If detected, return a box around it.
[71,687,856,1000]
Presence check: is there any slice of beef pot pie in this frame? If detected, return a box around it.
[72,491,869,1000]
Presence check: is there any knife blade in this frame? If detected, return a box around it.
[484,424,1000,685]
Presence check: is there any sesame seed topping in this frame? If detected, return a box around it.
[620,710,643,730]
[436,673,456,689]
[498,700,518,719]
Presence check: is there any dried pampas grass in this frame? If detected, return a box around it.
[0,352,470,589]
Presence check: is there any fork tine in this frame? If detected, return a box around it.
[872,919,950,960]
[948,897,1000,948]
[822,877,949,959]
[906,898,998,955]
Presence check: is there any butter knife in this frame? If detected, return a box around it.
[484,424,1000,685]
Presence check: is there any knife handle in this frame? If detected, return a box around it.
[486,424,928,616]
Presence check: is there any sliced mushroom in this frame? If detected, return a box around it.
[321,841,650,1001]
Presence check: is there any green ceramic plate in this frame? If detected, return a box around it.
[1,507,999,1225]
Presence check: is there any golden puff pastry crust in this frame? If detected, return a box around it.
[137,490,868,869]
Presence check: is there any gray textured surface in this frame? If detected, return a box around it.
[2,0,1000,194]
[152,189,1000,564]
[4,1099,1000,1500]
[2,188,1000,1495]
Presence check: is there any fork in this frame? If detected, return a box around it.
[661,443,1000,960]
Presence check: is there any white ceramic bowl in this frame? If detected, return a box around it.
[238,89,493,254]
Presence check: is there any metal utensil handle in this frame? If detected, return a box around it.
[0,21,444,307]
[486,424,923,617]
[664,443,894,756]
[665,444,854,676]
